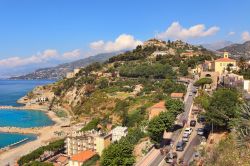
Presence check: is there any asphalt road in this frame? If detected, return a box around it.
[149,82,196,166]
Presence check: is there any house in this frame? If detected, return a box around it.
[214,52,237,74]
[69,150,96,166]
[148,101,166,120]
[170,93,184,100]
[244,80,250,93]
[111,126,128,142]
[36,97,48,103]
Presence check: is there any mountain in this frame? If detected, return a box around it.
[10,52,118,80]
[218,41,250,59]
[202,40,234,51]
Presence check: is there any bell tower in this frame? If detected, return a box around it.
[224,52,229,58]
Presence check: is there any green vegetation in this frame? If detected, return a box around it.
[24,161,53,166]
[18,139,65,165]
[204,88,240,130]
[81,118,100,131]
[147,98,184,143]
[119,62,175,79]
[100,128,145,166]
[194,77,213,88]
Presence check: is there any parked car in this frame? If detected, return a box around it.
[189,93,193,96]
[182,133,190,142]
[197,116,205,123]
[165,152,178,163]
[190,120,196,127]
[176,141,186,151]
[197,128,204,136]
[184,127,193,135]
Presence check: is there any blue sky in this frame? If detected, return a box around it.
[0,0,249,76]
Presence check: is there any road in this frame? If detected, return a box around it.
[147,81,196,166]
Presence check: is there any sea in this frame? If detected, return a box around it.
[0,80,54,149]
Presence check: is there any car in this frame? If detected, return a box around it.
[197,128,204,136]
[190,120,196,127]
[165,152,178,163]
[189,93,192,96]
[184,127,193,135]
[197,116,205,123]
[182,133,189,142]
[176,141,186,151]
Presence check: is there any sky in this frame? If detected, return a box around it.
[0,0,250,77]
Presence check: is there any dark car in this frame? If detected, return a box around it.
[190,120,196,127]
[176,141,186,151]
[197,116,205,123]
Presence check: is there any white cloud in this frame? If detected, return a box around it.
[156,22,220,40]
[0,49,81,68]
[63,49,81,59]
[228,31,235,36]
[241,31,250,42]
[90,34,142,53]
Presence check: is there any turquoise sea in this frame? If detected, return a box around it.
[0,80,54,149]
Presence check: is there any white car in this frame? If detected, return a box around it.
[184,127,193,135]
[182,133,189,142]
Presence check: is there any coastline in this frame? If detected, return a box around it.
[0,96,70,165]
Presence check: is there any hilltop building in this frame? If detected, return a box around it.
[214,52,237,74]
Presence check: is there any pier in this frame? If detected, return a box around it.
[0,138,29,151]
[0,105,34,110]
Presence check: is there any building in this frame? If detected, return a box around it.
[36,97,48,103]
[244,80,250,93]
[151,51,168,57]
[74,68,81,75]
[170,93,184,100]
[66,72,75,79]
[94,133,112,155]
[69,150,96,166]
[65,130,111,156]
[148,101,166,120]
[111,126,128,142]
[214,52,237,74]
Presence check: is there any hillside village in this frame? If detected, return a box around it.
[14,39,250,166]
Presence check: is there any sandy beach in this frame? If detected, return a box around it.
[0,108,70,166]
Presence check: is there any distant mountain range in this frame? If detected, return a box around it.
[10,52,119,80]
[218,41,250,59]
[202,40,234,51]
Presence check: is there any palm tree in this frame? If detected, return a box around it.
[237,57,247,71]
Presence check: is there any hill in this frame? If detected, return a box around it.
[9,52,118,80]
[218,41,250,59]
[202,40,234,51]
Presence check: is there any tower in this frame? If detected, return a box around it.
[224,52,229,58]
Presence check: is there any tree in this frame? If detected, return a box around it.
[237,57,247,71]
[147,112,175,143]
[194,78,213,89]
[204,88,240,130]
[179,63,189,76]
[98,78,109,89]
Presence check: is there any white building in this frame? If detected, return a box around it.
[244,80,250,93]
[111,126,128,142]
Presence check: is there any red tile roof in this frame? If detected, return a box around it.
[150,101,165,109]
[171,93,184,98]
[71,150,96,162]
[215,57,236,62]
